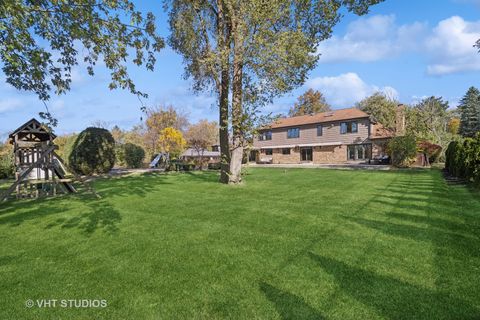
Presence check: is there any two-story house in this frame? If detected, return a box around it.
[252,107,403,164]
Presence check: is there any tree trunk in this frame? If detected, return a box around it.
[229,19,244,184]
[217,0,231,184]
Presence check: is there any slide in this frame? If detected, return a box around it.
[149,154,162,168]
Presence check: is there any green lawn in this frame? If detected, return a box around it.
[0,168,479,319]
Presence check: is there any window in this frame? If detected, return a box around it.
[287,128,300,139]
[259,130,272,141]
[317,125,323,136]
[282,148,290,155]
[340,121,358,134]
[265,149,273,155]
[300,148,313,161]
[347,144,370,160]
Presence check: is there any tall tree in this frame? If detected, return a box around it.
[356,92,397,129]
[158,127,186,158]
[447,118,460,135]
[458,87,480,138]
[144,105,189,155]
[288,89,331,117]
[168,0,383,183]
[185,120,219,153]
[406,96,452,152]
[0,1,163,124]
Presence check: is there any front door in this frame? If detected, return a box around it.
[300,148,313,161]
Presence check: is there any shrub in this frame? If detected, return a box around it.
[445,141,458,175]
[445,134,480,185]
[417,140,442,164]
[387,135,417,167]
[0,143,14,179]
[115,145,126,167]
[68,127,115,175]
[0,153,14,179]
[463,135,480,184]
[453,140,466,178]
[123,143,145,168]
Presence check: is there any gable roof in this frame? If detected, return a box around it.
[8,118,56,142]
[269,108,370,129]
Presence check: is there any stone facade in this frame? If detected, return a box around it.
[371,139,389,158]
[313,145,346,163]
[271,148,299,164]
[263,145,348,164]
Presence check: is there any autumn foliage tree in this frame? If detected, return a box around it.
[447,118,460,135]
[144,105,189,156]
[185,120,219,167]
[158,127,186,158]
[289,89,331,116]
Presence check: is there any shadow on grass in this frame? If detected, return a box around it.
[45,200,121,235]
[308,253,480,319]
[259,281,325,320]
[183,170,220,183]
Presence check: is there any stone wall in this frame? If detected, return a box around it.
[272,148,299,164]
[313,145,346,163]
[372,139,389,158]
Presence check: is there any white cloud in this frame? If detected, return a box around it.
[317,14,480,75]
[316,15,427,62]
[0,98,24,113]
[425,16,480,75]
[305,72,397,107]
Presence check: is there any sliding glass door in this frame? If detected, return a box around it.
[300,148,313,162]
[347,144,370,161]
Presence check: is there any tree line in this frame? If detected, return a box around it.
[2,1,478,182]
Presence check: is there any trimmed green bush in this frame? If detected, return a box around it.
[115,145,126,167]
[69,127,115,175]
[123,143,145,168]
[387,135,417,167]
[445,134,480,185]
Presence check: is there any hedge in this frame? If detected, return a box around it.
[445,134,480,184]
[68,127,116,175]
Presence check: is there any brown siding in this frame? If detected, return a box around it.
[254,118,370,149]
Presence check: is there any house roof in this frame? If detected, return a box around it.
[269,108,370,129]
[181,148,220,157]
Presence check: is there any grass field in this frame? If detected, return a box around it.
[0,168,479,319]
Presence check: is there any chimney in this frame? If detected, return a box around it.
[395,104,406,136]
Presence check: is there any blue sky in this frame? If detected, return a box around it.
[1,0,480,140]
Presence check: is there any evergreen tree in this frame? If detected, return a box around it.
[459,87,480,137]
